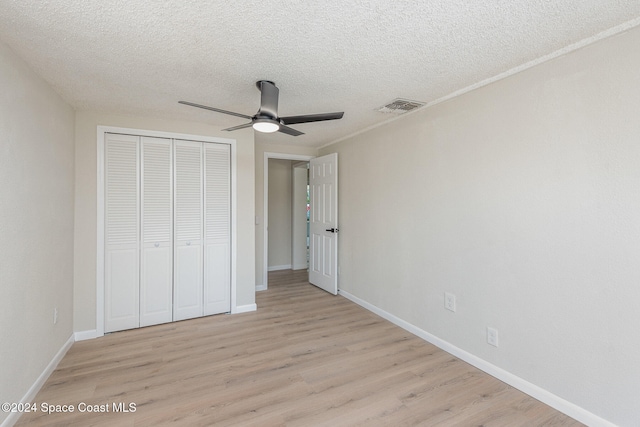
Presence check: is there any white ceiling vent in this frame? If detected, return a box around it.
[376,98,426,114]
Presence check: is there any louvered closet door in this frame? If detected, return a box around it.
[204,143,231,315]
[105,133,140,333]
[140,137,173,327]
[173,140,204,321]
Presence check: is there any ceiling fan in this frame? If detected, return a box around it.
[179,80,344,136]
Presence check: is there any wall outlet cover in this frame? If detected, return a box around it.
[487,327,499,347]
[444,292,456,312]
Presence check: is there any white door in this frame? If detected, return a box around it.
[173,140,204,321]
[203,143,231,315]
[309,153,338,295]
[140,137,173,327]
[104,134,140,332]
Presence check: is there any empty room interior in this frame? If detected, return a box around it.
[2,2,640,426]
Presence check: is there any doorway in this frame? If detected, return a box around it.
[262,153,314,290]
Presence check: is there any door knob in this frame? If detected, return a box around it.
[325,228,339,233]
[154,242,160,248]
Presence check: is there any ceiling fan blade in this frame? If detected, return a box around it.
[179,101,252,120]
[257,81,279,118]
[280,112,344,125]
[277,125,304,136]
[222,122,253,132]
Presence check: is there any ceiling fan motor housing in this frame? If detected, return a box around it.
[256,80,275,90]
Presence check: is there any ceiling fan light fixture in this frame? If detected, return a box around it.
[252,119,279,133]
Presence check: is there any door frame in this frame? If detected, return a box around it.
[97,126,237,337]
[261,152,315,291]
[291,161,310,271]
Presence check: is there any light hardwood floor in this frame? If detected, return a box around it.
[16,270,583,426]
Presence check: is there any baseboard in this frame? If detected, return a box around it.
[232,303,257,314]
[267,264,291,271]
[292,264,308,271]
[1,334,75,427]
[255,284,268,292]
[338,289,615,427]
[74,329,98,341]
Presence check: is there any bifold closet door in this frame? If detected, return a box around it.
[204,143,231,315]
[173,140,204,321]
[105,134,140,333]
[105,135,231,331]
[140,137,173,327]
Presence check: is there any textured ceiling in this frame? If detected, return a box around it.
[1,1,639,147]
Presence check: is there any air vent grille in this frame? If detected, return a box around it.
[377,98,425,114]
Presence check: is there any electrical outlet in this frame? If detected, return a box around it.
[444,292,456,312]
[487,327,498,347]
[53,307,58,325]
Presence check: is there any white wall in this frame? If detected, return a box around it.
[267,159,293,269]
[320,26,640,426]
[254,142,317,287]
[0,41,75,424]
[74,112,255,333]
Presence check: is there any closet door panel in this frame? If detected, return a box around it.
[204,143,231,315]
[173,140,204,321]
[140,137,173,327]
[105,248,139,332]
[104,133,139,333]
[204,243,230,314]
[140,245,172,325]
[174,243,203,319]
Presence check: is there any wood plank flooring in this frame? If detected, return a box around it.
[16,270,583,426]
